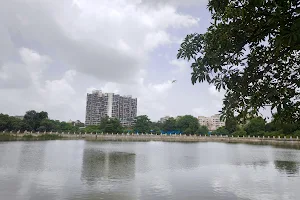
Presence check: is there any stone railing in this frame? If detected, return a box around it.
[2,130,299,141]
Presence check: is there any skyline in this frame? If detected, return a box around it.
[0,0,227,122]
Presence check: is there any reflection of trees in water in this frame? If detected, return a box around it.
[273,150,300,175]
[81,149,135,185]
[274,160,299,175]
[245,160,269,169]
[67,191,135,200]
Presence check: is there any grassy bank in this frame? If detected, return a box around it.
[0,134,18,141]
[0,134,63,141]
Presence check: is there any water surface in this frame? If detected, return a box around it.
[0,141,300,200]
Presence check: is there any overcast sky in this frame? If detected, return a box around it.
[0,0,227,122]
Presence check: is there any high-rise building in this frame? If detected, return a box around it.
[85,90,137,127]
[198,114,225,131]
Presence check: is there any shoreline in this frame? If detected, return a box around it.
[1,133,300,148]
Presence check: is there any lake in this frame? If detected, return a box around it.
[0,140,300,200]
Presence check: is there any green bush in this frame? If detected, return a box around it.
[23,134,34,140]
[256,131,266,137]
[213,126,229,135]
[293,130,300,137]
[232,130,247,137]
[0,134,17,141]
[264,131,284,138]
[37,134,62,140]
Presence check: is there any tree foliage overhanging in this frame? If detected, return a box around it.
[178,0,300,123]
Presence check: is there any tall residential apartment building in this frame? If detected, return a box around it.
[85,90,137,127]
[198,114,225,131]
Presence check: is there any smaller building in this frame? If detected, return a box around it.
[198,114,225,131]
[68,120,85,127]
[198,116,211,127]
[210,114,225,130]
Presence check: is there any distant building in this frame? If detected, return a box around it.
[198,114,225,131]
[198,116,211,127]
[159,116,171,123]
[13,116,24,120]
[85,90,137,127]
[68,120,85,127]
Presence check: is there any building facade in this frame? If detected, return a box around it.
[198,114,225,131]
[85,90,137,127]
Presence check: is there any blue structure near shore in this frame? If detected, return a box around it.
[160,130,182,135]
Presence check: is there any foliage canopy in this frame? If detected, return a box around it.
[178,0,300,122]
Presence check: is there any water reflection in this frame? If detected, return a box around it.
[274,161,299,175]
[1,141,300,200]
[18,142,46,173]
[81,149,135,185]
[273,149,300,175]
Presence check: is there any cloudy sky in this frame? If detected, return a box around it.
[0,0,225,122]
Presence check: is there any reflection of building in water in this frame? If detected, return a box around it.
[274,160,299,175]
[81,149,136,185]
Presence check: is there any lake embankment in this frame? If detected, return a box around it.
[1,132,300,148]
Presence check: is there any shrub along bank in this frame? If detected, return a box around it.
[213,116,300,138]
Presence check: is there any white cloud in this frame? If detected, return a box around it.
[208,86,225,99]
[208,86,225,111]
[192,107,209,117]
[0,48,82,120]
[170,59,189,73]
[0,0,199,84]
[144,31,171,51]
[141,0,208,7]
[149,80,173,94]
[0,0,211,122]
[0,48,51,89]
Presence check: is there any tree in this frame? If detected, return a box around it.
[197,125,209,135]
[178,0,300,123]
[133,115,151,133]
[24,110,38,130]
[225,117,238,134]
[38,111,48,121]
[244,117,266,135]
[233,129,247,137]
[99,116,109,131]
[103,118,123,133]
[24,110,49,131]
[270,113,299,134]
[98,116,123,133]
[213,126,229,136]
[162,117,177,132]
[176,115,199,134]
[150,122,162,134]
[59,121,78,132]
[0,114,11,131]
[84,125,101,133]
[10,117,23,131]
[39,119,57,132]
